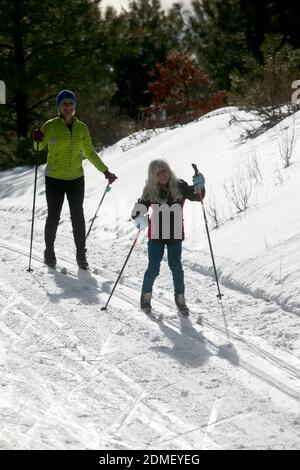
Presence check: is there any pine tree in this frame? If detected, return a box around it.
[111,0,184,118]
[186,0,300,93]
[229,34,300,135]
[186,0,248,91]
[0,0,117,166]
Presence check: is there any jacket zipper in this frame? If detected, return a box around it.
[68,123,72,179]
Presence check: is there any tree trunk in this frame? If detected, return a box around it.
[12,0,28,138]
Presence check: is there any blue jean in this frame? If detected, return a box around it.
[142,240,184,296]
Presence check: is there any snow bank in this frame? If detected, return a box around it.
[1,108,300,313]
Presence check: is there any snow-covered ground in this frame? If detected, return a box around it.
[0,108,300,449]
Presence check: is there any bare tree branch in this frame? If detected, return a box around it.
[0,43,13,49]
[24,41,65,62]
[28,94,57,111]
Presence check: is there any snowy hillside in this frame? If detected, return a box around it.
[0,108,300,449]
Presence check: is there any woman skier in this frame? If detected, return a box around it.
[33,89,117,270]
[131,159,205,315]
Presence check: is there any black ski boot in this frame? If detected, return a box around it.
[44,248,57,268]
[140,292,152,314]
[76,249,89,270]
[175,294,190,317]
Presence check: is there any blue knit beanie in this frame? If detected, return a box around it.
[56,90,76,107]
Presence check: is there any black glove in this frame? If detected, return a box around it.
[104,169,118,185]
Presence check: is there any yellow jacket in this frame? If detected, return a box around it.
[34,116,107,180]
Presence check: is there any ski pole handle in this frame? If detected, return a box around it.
[192,163,199,175]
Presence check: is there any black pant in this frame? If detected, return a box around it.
[45,176,86,253]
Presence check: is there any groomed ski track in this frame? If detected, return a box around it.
[0,228,300,449]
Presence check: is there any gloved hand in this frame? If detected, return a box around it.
[104,169,118,185]
[193,173,205,194]
[33,128,44,142]
[133,214,148,230]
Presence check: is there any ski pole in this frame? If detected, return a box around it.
[27,142,40,272]
[101,229,141,310]
[192,163,231,344]
[85,183,111,241]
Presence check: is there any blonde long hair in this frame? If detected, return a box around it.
[142,159,182,203]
